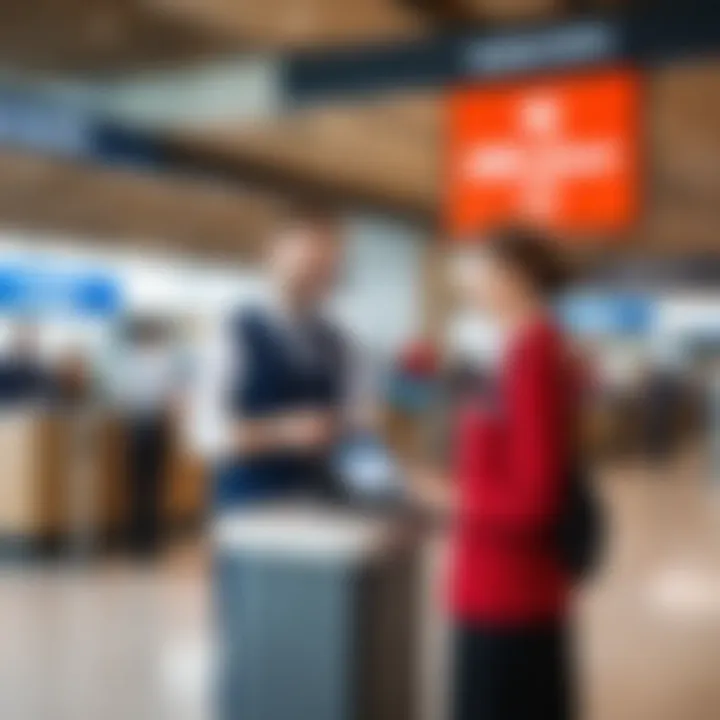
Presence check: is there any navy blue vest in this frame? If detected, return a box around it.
[214,308,346,508]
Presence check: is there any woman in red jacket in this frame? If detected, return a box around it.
[439,227,579,720]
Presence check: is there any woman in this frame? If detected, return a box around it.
[422,227,580,720]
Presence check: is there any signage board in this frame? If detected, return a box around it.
[559,291,654,337]
[459,20,620,78]
[446,70,641,236]
[0,88,163,170]
[285,4,720,103]
[0,265,121,318]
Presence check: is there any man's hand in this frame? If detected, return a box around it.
[234,409,338,457]
[277,410,337,451]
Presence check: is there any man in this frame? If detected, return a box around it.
[194,203,375,509]
[113,318,183,557]
[194,205,390,720]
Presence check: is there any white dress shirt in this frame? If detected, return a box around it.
[112,344,183,419]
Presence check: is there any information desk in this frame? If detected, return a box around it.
[0,410,206,559]
[0,412,70,555]
[214,506,420,720]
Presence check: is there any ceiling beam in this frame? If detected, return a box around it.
[0,0,246,72]
[0,149,277,261]
[161,138,438,226]
[398,0,478,26]
[396,0,574,26]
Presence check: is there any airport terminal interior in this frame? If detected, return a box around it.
[1,2,720,719]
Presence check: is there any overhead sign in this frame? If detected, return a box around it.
[0,90,93,157]
[459,20,619,78]
[0,265,121,318]
[285,4,720,103]
[559,291,654,337]
[0,87,164,170]
[591,255,720,291]
[285,19,622,104]
[445,70,641,237]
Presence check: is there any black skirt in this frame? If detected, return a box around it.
[453,620,575,720]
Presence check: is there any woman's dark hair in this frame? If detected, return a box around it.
[483,226,571,298]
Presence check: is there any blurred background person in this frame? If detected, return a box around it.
[0,321,49,408]
[112,317,183,559]
[414,228,582,720]
[694,346,720,486]
[51,348,93,409]
[642,339,687,465]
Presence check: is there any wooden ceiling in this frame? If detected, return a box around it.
[171,92,443,218]
[0,0,248,72]
[645,61,720,251]
[145,0,428,50]
[148,0,580,48]
[0,150,278,260]
[0,0,584,72]
[3,59,720,259]
[172,58,720,254]
[0,0,431,73]
[0,1,718,260]
[0,0,581,257]
[401,0,572,25]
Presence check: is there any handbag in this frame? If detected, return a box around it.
[558,462,605,581]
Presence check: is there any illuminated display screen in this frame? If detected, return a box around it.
[446,70,642,238]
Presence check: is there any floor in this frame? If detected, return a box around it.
[2,448,720,720]
[582,450,720,720]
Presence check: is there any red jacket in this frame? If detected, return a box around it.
[449,318,574,625]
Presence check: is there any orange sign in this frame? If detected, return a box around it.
[446,70,641,238]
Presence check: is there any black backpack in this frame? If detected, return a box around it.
[558,464,605,581]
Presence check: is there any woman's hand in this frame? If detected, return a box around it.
[405,464,455,515]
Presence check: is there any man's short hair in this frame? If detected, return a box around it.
[274,199,340,234]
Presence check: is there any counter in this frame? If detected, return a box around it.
[214,505,420,720]
[0,409,207,560]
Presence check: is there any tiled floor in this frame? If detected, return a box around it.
[0,547,210,720]
[2,449,720,720]
[581,451,720,720]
